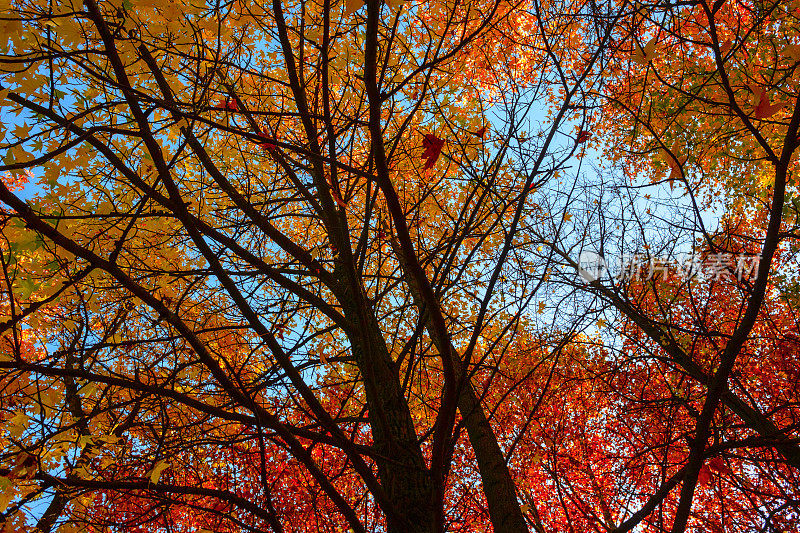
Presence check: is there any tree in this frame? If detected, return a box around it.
[3,0,799,532]
[533,0,800,531]
[0,0,613,531]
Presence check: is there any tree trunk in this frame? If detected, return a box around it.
[342,294,437,532]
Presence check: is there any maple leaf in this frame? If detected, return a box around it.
[576,130,591,143]
[754,90,784,119]
[659,147,683,188]
[421,133,444,170]
[784,44,800,61]
[385,0,405,11]
[707,457,732,475]
[475,126,487,138]
[632,37,657,65]
[217,98,238,111]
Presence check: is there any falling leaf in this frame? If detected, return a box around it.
[421,133,444,170]
[520,504,530,513]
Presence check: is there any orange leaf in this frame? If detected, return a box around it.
[632,37,657,65]
[659,147,683,188]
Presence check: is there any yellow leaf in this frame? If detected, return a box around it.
[344,0,362,15]
[149,460,170,484]
[0,478,13,513]
[7,412,28,438]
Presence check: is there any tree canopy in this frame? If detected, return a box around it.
[0,0,798,532]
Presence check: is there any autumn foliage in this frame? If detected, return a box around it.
[0,0,798,532]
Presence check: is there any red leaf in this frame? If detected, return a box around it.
[475,126,487,139]
[421,133,445,170]
[698,465,712,487]
[755,91,784,119]
[576,130,592,144]
[256,133,277,152]
[218,98,238,111]
[707,457,732,475]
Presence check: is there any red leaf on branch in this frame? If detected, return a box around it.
[475,126,487,139]
[576,130,591,143]
[256,133,277,152]
[421,133,445,170]
[217,98,238,111]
